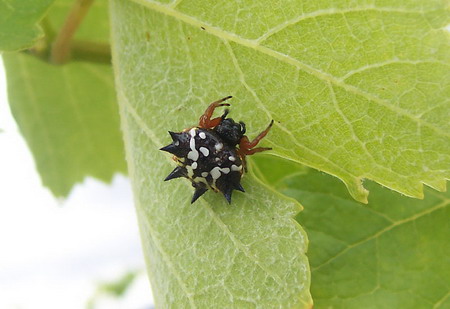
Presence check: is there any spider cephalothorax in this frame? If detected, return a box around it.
[160,96,273,204]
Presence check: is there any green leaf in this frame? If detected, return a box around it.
[97,271,139,297]
[3,0,125,196]
[110,0,312,307]
[253,155,450,308]
[113,0,449,203]
[87,271,140,309]
[4,53,126,196]
[0,0,55,51]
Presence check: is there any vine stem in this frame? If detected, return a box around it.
[50,0,95,64]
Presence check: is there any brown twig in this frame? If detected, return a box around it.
[50,0,95,64]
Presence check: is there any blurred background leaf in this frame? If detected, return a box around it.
[254,155,450,309]
[86,270,141,309]
[0,0,55,51]
[2,0,126,197]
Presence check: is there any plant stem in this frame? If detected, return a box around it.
[71,40,111,64]
[50,0,96,64]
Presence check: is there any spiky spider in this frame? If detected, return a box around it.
[160,96,273,204]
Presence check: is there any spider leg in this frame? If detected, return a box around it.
[238,120,273,172]
[241,147,272,156]
[198,96,232,128]
[204,108,230,128]
[239,120,274,150]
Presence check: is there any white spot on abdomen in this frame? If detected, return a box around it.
[199,132,206,139]
[199,147,209,157]
[215,143,223,151]
[189,128,196,137]
[192,162,198,169]
[229,156,235,162]
[201,172,208,178]
[231,164,242,171]
[188,150,199,161]
[186,165,194,177]
[210,167,222,180]
[187,133,199,161]
[210,167,231,179]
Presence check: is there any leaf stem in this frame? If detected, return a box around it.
[27,0,111,64]
[71,40,111,64]
[50,0,96,64]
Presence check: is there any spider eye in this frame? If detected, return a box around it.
[239,121,246,135]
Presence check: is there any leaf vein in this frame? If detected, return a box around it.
[434,289,450,309]
[138,205,198,308]
[120,88,290,290]
[257,6,437,43]
[224,40,368,190]
[312,199,449,272]
[128,0,450,138]
[341,59,450,80]
[201,200,288,288]
[116,89,197,308]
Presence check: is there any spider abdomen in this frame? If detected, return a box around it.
[160,96,272,204]
[161,127,244,203]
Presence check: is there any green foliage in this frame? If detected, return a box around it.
[254,155,450,309]
[1,0,449,307]
[96,271,139,297]
[115,0,450,204]
[4,53,125,196]
[110,0,313,306]
[3,0,125,196]
[86,271,139,309]
[0,0,54,51]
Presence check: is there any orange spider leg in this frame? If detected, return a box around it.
[238,120,274,172]
[198,96,232,128]
[204,109,229,128]
[239,120,274,153]
[240,146,272,156]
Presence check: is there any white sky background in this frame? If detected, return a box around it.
[0,59,154,309]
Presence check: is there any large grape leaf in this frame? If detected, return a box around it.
[253,155,450,308]
[110,0,312,307]
[0,0,55,51]
[115,0,450,203]
[3,0,126,196]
